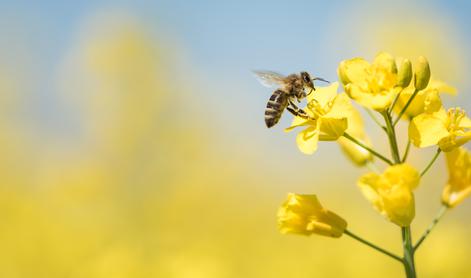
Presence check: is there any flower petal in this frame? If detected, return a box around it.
[358,173,385,214]
[319,117,348,141]
[383,163,420,190]
[309,82,339,106]
[296,126,320,154]
[373,52,398,75]
[324,93,354,119]
[338,58,370,85]
[428,79,457,95]
[409,113,449,148]
[442,147,471,207]
[381,185,415,227]
[285,116,311,132]
[346,84,394,111]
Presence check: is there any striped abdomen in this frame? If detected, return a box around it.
[265,89,289,128]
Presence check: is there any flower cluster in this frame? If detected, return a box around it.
[272,51,471,277]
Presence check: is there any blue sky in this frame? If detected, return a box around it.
[1,0,471,155]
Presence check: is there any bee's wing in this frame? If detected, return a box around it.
[253,70,286,88]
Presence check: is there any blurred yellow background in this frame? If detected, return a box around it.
[0,1,470,277]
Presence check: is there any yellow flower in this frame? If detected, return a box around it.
[358,164,420,227]
[392,79,456,119]
[337,106,374,166]
[409,107,471,152]
[285,82,350,154]
[338,52,398,111]
[277,193,347,237]
[442,147,471,208]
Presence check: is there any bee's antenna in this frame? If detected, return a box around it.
[313,77,330,83]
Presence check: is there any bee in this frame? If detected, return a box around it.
[253,70,329,128]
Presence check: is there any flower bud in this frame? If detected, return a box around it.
[397,59,412,88]
[414,56,431,90]
[277,193,347,237]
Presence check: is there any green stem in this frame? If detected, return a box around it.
[414,206,448,250]
[402,227,417,278]
[389,87,404,114]
[394,89,419,126]
[382,112,401,164]
[345,230,402,262]
[402,140,411,163]
[420,149,442,177]
[343,132,393,165]
[365,108,387,131]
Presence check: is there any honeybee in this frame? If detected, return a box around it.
[253,70,329,128]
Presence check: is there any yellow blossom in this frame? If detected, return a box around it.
[337,106,374,166]
[392,79,456,119]
[442,147,471,208]
[409,107,471,151]
[277,193,347,237]
[285,82,351,154]
[338,52,399,111]
[358,164,420,227]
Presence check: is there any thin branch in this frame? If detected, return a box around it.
[393,89,419,126]
[389,87,404,114]
[421,149,442,177]
[345,230,403,262]
[382,112,401,164]
[401,140,411,163]
[414,206,448,250]
[364,108,387,131]
[343,132,393,165]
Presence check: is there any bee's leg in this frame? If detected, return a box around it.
[286,106,308,119]
[287,100,311,120]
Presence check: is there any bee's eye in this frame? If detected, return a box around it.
[303,75,310,82]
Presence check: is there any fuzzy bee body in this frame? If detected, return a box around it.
[254,71,327,128]
[265,89,289,128]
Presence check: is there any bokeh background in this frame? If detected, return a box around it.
[1,0,470,277]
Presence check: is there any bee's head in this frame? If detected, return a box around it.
[300,71,315,91]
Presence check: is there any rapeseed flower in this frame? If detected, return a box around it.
[277,193,347,237]
[442,147,471,208]
[338,52,399,111]
[285,82,351,154]
[358,164,420,227]
[409,107,471,151]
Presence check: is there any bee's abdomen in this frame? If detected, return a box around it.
[265,89,288,128]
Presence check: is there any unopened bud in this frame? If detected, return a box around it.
[414,56,431,90]
[397,59,412,88]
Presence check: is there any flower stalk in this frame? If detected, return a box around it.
[343,132,393,165]
[420,149,442,177]
[345,230,402,262]
[414,206,447,250]
[402,227,417,278]
[394,89,419,126]
[402,139,411,162]
[383,112,401,163]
